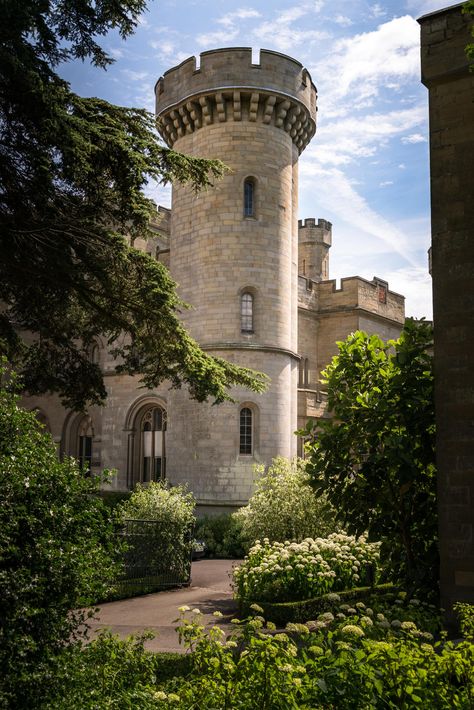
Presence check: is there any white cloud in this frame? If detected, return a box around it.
[121,69,150,81]
[307,106,426,167]
[196,28,239,48]
[370,3,386,18]
[401,133,427,144]
[299,163,418,266]
[217,8,261,27]
[382,266,432,319]
[250,4,330,53]
[398,163,406,169]
[379,180,393,187]
[334,15,353,27]
[312,16,420,116]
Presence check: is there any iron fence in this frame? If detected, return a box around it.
[114,519,193,597]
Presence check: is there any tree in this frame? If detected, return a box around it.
[0,365,120,706]
[234,457,337,548]
[0,0,266,410]
[304,319,437,594]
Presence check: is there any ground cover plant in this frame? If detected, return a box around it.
[233,533,381,605]
[233,457,337,549]
[40,603,474,709]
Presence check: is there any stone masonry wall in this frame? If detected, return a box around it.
[419,4,474,608]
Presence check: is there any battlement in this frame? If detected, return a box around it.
[298,218,332,231]
[315,276,405,322]
[155,47,317,153]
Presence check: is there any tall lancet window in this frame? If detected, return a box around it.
[239,407,253,455]
[141,406,167,482]
[241,292,254,333]
[243,178,255,217]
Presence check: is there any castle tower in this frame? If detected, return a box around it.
[155,48,317,508]
[298,218,332,281]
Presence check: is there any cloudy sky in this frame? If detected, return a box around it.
[60,0,459,319]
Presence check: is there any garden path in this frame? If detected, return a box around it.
[88,559,241,652]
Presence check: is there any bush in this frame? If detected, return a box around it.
[43,632,194,709]
[233,457,337,548]
[194,513,246,558]
[118,481,195,581]
[158,604,473,709]
[0,368,120,708]
[233,533,380,605]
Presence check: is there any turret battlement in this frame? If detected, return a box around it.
[155,47,317,153]
[298,218,332,231]
[298,217,332,281]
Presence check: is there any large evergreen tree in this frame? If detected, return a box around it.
[0,0,266,409]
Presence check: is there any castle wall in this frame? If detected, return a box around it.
[419,5,474,609]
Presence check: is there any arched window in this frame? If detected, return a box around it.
[140,406,167,482]
[243,177,256,217]
[77,416,93,474]
[239,407,253,455]
[298,357,310,387]
[241,292,254,333]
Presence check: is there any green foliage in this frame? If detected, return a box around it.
[238,584,396,626]
[0,367,120,707]
[43,631,193,709]
[0,0,267,410]
[234,457,337,548]
[118,481,195,580]
[31,603,474,709]
[194,513,246,558]
[234,534,380,605]
[160,605,474,708]
[304,319,437,594]
[464,1,474,65]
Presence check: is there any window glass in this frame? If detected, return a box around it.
[239,407,252,455]
[244,179,255,217]
[141,407,166,482]
[241,292,253,333]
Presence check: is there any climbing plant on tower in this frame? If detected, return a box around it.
[0,0,266,410]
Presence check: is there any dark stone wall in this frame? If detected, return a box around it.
[419,4,474,609]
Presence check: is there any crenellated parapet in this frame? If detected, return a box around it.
[155,47,317,154]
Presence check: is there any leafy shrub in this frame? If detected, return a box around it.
[0,369,120,708]
[194,513,246,558]
[43,631,193,709]
[118,481,195,580]
[234,457,337,547]
[157,604,474,709]
[233,533,380,604]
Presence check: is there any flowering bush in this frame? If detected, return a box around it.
[233,533,380,604]
[233,457,336,549]
[118,481,195,580]
[42,603,474,709]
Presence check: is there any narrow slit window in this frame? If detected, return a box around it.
[240,407,253,455]
[241,292,254,333]
[244,178,255,217]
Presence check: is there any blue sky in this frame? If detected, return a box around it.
[60,0,458,319]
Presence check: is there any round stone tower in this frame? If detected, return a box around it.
[155,48,317,508]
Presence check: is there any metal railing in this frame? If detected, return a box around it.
[114,519,193,597]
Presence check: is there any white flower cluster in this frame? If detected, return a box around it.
[234,533,380,603]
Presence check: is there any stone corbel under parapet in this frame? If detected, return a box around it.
[156,88,316,153]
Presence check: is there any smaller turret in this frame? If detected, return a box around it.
[298,218,332,282]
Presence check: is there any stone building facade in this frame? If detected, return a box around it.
[419,4,474,608]
[23,48,405,511]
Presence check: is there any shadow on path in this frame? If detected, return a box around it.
[88,559,241,653]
